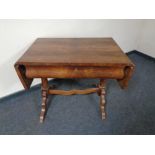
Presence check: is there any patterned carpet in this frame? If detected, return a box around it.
[0,51,155,134]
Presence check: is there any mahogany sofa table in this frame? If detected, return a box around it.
[15,38,135,123]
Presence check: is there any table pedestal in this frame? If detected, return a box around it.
[39,78,106,123]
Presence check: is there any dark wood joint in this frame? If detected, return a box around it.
[118,66,135,89]
[14,64,33,90]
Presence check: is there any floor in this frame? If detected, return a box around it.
[0,52,155,135]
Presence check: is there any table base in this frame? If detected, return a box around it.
[40,78,106,123]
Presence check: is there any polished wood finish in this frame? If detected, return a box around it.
[14,65,33,90]
[15,38,134,89]
[99,79,106,119]
[118,66,134,89]
[16,38,134,67]
[48,88,99,95]
[14,38,135,123]
[26,66,125,79]
[40,78,48,123]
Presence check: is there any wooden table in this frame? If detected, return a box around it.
[15,38,135,123]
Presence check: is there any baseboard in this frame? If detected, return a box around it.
[126,50,136,55]
[0,83,42,103]
[127,50,155,62]
[0,50,154,102]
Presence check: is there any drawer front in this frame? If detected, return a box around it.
[26,66,125,79]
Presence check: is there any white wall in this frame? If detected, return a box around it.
[137,20,155,57]
[0,19,145,98]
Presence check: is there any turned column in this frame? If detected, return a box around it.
[99,79,106,120]
[40,78,48,123]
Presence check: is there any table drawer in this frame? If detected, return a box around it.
[26,66,125,79]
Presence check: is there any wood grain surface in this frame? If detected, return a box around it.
[16,38,134,67]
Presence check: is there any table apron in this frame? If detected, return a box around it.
[25,66,125,79]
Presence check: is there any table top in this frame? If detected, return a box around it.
[16,38,134,67]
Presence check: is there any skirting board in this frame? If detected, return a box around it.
[128,50,155,63]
